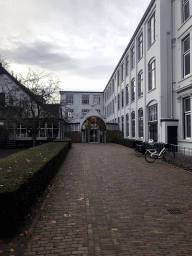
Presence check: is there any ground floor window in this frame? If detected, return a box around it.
[138,108,143,138]
[148,104,158,141]
[131,112,135,138]
[121,115,124,134]
[184,97,191,138]
[126,114,129,137]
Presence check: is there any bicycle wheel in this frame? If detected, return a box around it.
[145,151,156,163]
[163,150,175,163]
[134,148,144,157]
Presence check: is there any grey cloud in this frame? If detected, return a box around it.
[1,41,79,71]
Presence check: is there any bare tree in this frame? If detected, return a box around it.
[2,69,63,146]
[0,55,11,71]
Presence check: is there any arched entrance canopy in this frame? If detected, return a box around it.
[82,116,106,143]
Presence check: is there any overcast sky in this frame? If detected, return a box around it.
[1,0,151,92]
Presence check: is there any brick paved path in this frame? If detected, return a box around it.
[24,143,192,256]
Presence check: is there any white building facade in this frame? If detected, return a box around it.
[60,0,192,147]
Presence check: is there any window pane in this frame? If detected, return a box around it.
[184,36,190,52]
[183,1,190,21]
[185,98,190,112]
[184,53,190,76]
[186,115,191,137]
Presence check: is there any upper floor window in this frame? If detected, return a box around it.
[125,55,129,76]
[82,109,89,117]
[131,45,135,69]
[183,35,190,77]
[121,63,124,82]
[93,96,100,105]
[148,58,156,91]
[138,70,143,98]
[131,78,135,102]
[183,0,190,22]
[148,13,155,47]
[67,109,74,119]
[82,95,89,104]
[126,85,129,105]
[138,33,143,60]
[66,94,73,104]
[117,70,120,87]
[118,93,120,110]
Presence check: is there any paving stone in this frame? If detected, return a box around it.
[23,144,192,256]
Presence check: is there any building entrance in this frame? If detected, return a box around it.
[82,116,106,143]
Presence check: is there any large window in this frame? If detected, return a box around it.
[183,35,190,77]
[121,89,124,108]
[82,95,89,104]
[148,13,155,47]
[82,109,89,117]
[126,85,129,105]
[118,93,120,110]
[138,108,143,138]
[121,115,124,134]
[125,55,129,76]
[131,45,135,69]
[184,97,191,138]
[148,104,158,141]
[93,96,100,105]
[138,70,143,98]
[121,63,124,82]
[66,94,73,104]
[138,33,143,60]
[117,70,120,87]
[183,0,190,22]
[148,58,156,91]
[126,114,129,137]
[131,78,135,102]
[67,109,74,119]
[131,112,135,138]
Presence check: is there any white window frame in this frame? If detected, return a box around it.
[82,95,89,105]
[183,35,190,78]
[131,45,135,69]
[138,32,143,60]
[131,78,135,102]
[184,97,191,139]
[148,58,156,91]
[183,0,190,23]
[138,108,143,138]
[148,13,155,47]
[138,70,143,98]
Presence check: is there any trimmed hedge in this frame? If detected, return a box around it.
[115,138,141,148]
[106,130,124,143]
[0,141,71,236]
[65,131,82,143]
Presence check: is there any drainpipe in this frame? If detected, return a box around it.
[170,0,175,119]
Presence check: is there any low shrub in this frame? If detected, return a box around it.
[65,131,82,143]
[106,130,124,143]
[115,138,141,148]
[0,141,71,236]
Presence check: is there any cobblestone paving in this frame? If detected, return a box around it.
[24,143,192,255]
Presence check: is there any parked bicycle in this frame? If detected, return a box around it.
[145,144,175,163]
[134,139,155,157]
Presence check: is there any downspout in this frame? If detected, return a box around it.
[170,0,175,119]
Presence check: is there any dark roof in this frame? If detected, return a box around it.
[0,64,40,101]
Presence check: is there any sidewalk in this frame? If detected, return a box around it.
[23,143,192,256]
